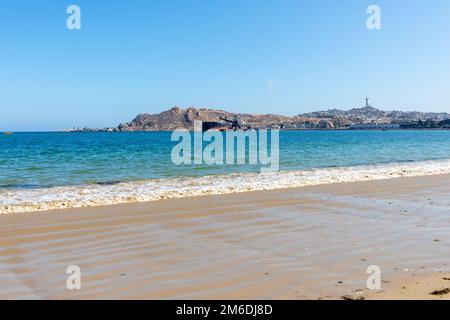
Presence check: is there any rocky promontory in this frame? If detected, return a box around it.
[65,104,450,132]
[116,107,334,131]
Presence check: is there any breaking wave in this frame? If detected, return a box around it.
[2,159,450,214]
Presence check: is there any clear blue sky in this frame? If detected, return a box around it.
[1,0,450,131]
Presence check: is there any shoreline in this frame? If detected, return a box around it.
[1,174,449,299]
[2,158,450,215]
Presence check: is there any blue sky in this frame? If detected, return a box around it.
[1,0,450,131]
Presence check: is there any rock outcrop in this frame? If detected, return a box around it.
[117,107,310,131]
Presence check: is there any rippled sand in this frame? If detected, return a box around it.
[0,174,449,299]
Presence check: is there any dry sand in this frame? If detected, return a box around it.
[0,174,449,300]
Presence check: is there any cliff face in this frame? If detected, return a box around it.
[118,107,211,131]
[117,107,310,131]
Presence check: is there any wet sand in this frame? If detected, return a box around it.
[1,174,449,300]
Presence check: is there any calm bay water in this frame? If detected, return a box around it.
[1,130,450,189]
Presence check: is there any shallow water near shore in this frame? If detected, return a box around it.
[2,130,450,213]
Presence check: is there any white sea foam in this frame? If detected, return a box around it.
[2,159,450,214]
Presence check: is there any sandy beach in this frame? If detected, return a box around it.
[1,174,449,300]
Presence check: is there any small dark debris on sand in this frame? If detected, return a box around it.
[341,295,365,300]
[430,288,450,296]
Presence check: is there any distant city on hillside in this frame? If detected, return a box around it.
[66,98,450,132]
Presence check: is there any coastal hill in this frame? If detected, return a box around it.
[116,106,338,131]
[66,103,450,132]
[301,106,450,123]
[114,105,450,131]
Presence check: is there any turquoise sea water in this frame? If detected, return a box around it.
[1,130,450,190]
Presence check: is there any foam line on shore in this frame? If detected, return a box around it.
[2,159,450,214]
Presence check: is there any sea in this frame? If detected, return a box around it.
[1,130,450,213]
